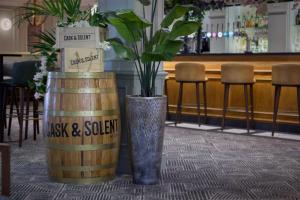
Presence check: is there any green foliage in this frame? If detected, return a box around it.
[20,0,109,98]
[107,38,136,60]
[107,10,151,43]
[161,5,193,28]
[107,1,200,97]
[32,30,59,70]
[19,0,107,27]
[89,12,109,27]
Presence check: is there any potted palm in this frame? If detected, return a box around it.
[20,0,109,98]
[107,0,200,184]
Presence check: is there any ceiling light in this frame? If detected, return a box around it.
[1,18,12,31]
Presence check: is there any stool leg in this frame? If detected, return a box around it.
[176,82,183,125]
[7,88,15,136]
[0,86,6,142]
[25,89,30,140]
[33,99,38,140]
[36,100,40,134]
[222,83,230,131]
[297,86,300,124]
[4,94,7,129]
[196,82,201,126]
[272,85,281,136]
[14,90,20,119]
[203,82,208,124]
[250,84,255,129]
[165,79,169,121]
[18,88,25,147]
[244,84,250,134]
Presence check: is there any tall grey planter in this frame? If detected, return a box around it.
[126,95,167,185]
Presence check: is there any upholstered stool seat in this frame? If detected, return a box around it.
[221,63,255,133]
[175,63,208,126]
[221,63,255,84]
[272,64,300,136]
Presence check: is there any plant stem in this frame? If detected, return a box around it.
[150,0,158,39]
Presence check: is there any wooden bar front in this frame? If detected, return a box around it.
[164,54,300,125]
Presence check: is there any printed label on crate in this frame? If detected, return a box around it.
[56,27,102,48]
[62,48,104,72]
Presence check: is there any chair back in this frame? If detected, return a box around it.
[11,61,39,86]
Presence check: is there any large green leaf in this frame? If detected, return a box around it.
[142,39,183,62]
[107,17,137,43]
[161,4,193,28]
[107,38,136,60]
[141,52,166,63]
[157,39,183,55]
[168,20,199,40]
[146,29,169,52]
[107,12,149,43]
[107,10,151,43]
[116,10,151,29]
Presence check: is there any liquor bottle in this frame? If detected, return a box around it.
[223,22,229,37]
[229,22,234,37]
[245,12,251,28]
[233,22,237,37]
[296,9,300,25]
[236,15,241,29]
[263,16,268,28]
[241,15,246,28]
[218,24,223,38]
[249,16,254,28]
[260,16,266,28]
[255,15,259,28]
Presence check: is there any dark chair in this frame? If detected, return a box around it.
[3,61,40,147]
[221,63,255,133]
[0,143,10,197]
[272,64,300,136]
[175,63,208,126]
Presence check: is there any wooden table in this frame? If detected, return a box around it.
[0,52,30,142]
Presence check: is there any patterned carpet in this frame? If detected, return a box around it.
[4,124,300,200]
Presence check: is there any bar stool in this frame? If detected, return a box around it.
[272,64,300,136]
[175,63,207,126]
[221,63,255,133]
[2,61,40,147]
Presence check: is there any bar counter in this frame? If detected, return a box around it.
[164,53,300,126]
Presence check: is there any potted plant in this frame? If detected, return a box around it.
[19,0,110,98]
[107,0,200,184]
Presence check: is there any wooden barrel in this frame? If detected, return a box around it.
[43,72,120,184]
